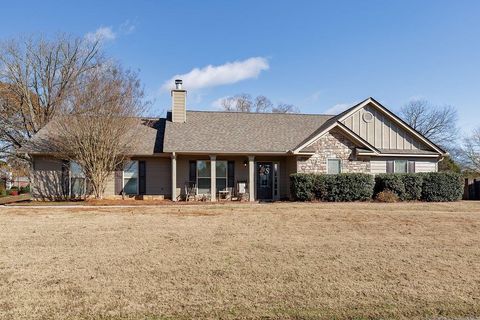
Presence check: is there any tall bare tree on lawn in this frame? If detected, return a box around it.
[50,65,146,199]
[0,35,102,163]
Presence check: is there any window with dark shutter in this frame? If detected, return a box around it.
[114,163,123,195]
[227,161,235,188]
[408,161,416,173]
[61,160,70,197]
[139,161,146,195]
[189,161,197,183]
[386,160,394,173]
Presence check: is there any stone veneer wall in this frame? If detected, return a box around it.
[297,129,370,174]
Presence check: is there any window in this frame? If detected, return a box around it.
[394,160,407,173]
[196,160,228,194]
[70,161,86,197]
[216,161,228,192]
[123,161,138,195]
[327,159,341,174]
[197,160,211,194]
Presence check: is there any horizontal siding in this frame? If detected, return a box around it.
[370,160,386,174]
[415,161,437,172]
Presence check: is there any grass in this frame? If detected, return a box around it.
[1,202,480,319]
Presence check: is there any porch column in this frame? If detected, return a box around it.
[171,153,177,201]
[248,155,255,202]
[210,155,216,201]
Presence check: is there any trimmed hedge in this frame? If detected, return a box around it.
[420,172,463,202]
[291,172,463,202]
[374,173,423,201]
[290,173,374,202]
[290,173,316,201]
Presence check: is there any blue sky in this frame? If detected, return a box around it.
[1,0,479,133]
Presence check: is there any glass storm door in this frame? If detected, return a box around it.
[256,162,273,200]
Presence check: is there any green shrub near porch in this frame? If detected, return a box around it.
[290,173,374,202]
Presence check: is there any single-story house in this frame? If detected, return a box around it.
[21,80,446,201]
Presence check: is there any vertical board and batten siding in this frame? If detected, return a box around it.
[341,103,429,151]
[370,158,437,174]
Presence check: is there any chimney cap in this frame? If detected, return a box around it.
[174,79,183,90]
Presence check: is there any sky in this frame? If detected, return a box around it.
[1,0,479,133]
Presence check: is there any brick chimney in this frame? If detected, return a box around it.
[171,79,186,123]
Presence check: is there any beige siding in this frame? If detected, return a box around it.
[104,172,115,196]
[370,160,387,174]
[171,90,186,123]
[32,156,64,199]
[415,160,437,172]
[341,103,433,151]
[145,157,171,195]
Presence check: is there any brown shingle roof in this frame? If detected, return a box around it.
[19,118,166,155]
[163,111,334,153]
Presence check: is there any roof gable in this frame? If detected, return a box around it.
[293,98,446,156]
[338,98,445,154]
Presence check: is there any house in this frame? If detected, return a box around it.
[22,80,446,201]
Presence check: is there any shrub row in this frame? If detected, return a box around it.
[290,172,463,202]
[375,172,464,202]
[290,173,374,202]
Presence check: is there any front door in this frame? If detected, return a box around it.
[256,162,273,200]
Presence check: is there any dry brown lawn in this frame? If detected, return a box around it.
[1,202,480,320]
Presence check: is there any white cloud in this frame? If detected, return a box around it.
[85,20,136,43]
[119,19,136,35]
[85,26,116,42]
[211,96,230,110]
[324,103,351,115]
[161,57,269,91]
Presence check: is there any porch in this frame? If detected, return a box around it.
[171,154,296,202]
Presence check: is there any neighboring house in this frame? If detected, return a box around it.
[21,80,446,201]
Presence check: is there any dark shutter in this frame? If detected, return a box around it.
[408,161,415,173]
[189,161,197,183]
[61,160,70,198]
[139,160,146,195]
[386,160,394,173]
[227,161,235,188]
[114,163,123,195]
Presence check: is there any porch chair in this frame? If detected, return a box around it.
[236,180,249,201]
[185,181,197,202]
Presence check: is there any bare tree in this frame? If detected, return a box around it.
[254,95,273,113]
[460,128,480,173]
[400,99,458,148]
[234,93,253,112]
[272,103,299,113]
[218,94,299,113]
[0,35,102,162]
[50,65,145,199]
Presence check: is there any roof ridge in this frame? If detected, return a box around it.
[185,110,336,116]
